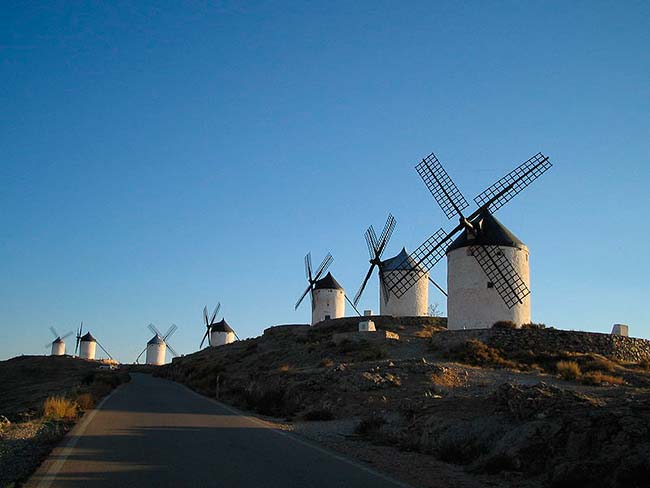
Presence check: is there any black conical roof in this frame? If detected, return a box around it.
[80,332,96,343]
[52,337,64,344]
[314,272,343,290]
[210,319,234,333]
[147,334,165,345]
[447,210,525,252]
[381,247,424,272]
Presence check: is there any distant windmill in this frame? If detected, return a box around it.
[384,151,552,329]
[200,303,239,348]
[136,323,179,365]
[200,302,221,348]
[294,252,359,325]
[74,322,113,360]
[46,326,73,356]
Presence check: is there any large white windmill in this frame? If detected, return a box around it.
[136,323,179,366]
[383,151,552,330]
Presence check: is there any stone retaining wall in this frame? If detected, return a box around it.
[431,328,650,363]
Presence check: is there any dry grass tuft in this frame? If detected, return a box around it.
[581,371,625,386]
[277,364,294,374]
[448,339,519,369]
[75,393,95,410]
[319,358,334,368]
[413,325,444,338]
[556,361,581,380]
[43,396,77,420]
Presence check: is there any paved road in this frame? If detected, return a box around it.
[27,373,409,488]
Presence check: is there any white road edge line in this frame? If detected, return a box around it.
[32,384,123,488]
[175,379,414,488]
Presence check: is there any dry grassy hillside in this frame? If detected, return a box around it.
[159,318,650,488]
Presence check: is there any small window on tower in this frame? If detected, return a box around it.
[487,282,494,288]
[325,314,331,320]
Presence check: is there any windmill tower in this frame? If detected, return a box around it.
[200,303,238,347]
[46,327,72,356]
[295,253,352,325]
[210,319,237,346]
[353,214,441,317]
[74,322,113,360]
[136,324,179,365]
[384,151,552,330]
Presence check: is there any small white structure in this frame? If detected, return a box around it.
[447,211,531,330]
[612,324,629,337]
[146,335,167,365]
[210,319,236,347]
[51,337,65,356]
[79,332,97,360]
[379,248,429,317]
[312,272,346,325]
[359,310,376,332]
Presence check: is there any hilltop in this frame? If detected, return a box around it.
[159,317,650,488]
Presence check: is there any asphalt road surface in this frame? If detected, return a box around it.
[27,373,410,488]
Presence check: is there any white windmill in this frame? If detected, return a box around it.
[136,323,179,365]
[200,303,238,348]
[295,253,357,325]
[383,151,552,330]
[46,327,73,356]
[352,213,447,317]
[74,322,113,360]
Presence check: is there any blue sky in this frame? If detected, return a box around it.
[1,1,648,362]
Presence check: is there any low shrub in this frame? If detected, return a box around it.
[43,396,77,420]
[448,340,519,369]
[319,358,334,368]
[277,364,294,374]
[354,415,387,436]
[492,321,518,330]
[520,322,547,330]
[556,361,581,380]
[582,371,625,386]
[75,393,95,410]
[303,408,335,421]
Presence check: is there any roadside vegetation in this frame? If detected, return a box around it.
[0,356,129,487]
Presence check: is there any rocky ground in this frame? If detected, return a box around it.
[159,317,650,488]
[0,356,129,487]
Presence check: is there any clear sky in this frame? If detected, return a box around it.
[1,1,649,362]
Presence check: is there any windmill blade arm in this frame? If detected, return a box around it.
[135,346,147,364]
[166,342,179,357]
[313,253,333,280]
[304,253,313,281]
[210,302,221,324]
[96,341,113,360]
[148,323,162,337]
[416,153,469,220]
[345,295,362,316]
[427,276,448,297]
[353,263,376,306]
[377,213,397,258]
[49,326,59,338]
[200,330,209,349]
[364,227,377,259]
[295,284,312,310]
[473,152,552,213]
[60,331,74,341]
[203,306,209,325]
[470,245,530,308]
[164,324,178,341]
[383,228,458,298]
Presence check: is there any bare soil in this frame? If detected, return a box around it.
[159,318,650,488]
